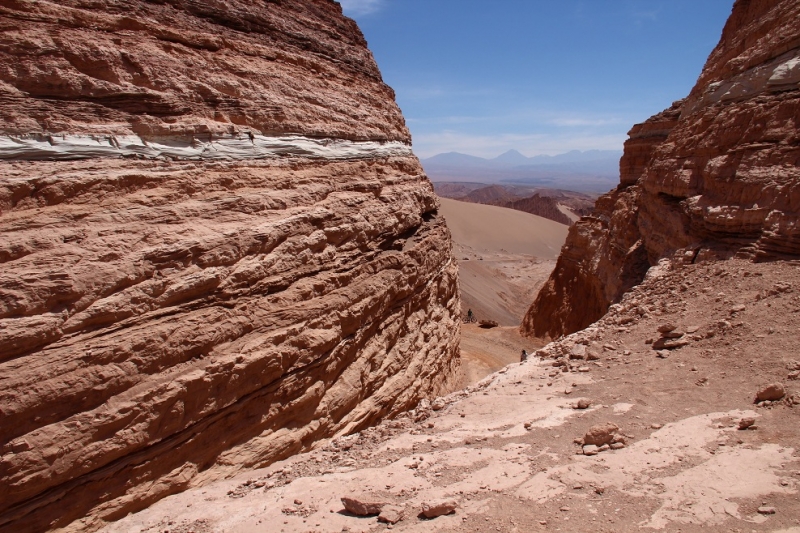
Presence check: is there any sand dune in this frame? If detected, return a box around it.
[457,254,553,326]
[437,197,569,328]
[439,197,568,258]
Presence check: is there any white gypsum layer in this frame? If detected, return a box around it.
[0,133,414,161]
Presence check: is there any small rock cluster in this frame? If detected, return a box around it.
[651,323,690,351]
[574,423,627,455]
[788,361,800,381]
[532,341,599,376]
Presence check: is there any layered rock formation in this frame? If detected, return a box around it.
[523,0,800,339]
[0,1,460,531]
[0,0,407,143]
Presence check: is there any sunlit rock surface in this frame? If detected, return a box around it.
[0,1,460,531]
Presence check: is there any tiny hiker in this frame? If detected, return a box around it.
[520,349,528,362]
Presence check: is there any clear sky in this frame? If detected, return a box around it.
[338,0,734,159]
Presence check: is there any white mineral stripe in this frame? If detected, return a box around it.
[0,133,413,161]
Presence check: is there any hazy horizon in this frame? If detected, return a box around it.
[421,147,622,161]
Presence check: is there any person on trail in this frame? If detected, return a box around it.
[467,309,473,321]
[520,349,528,362]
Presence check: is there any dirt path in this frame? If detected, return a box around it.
[458,325,546,388]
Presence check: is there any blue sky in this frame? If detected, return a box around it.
[338,0,733,158]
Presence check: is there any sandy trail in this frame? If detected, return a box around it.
[457,325,545,388]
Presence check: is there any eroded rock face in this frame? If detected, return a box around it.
[0,0,408,142]
[0,2,460,531]
[523,0,800,339]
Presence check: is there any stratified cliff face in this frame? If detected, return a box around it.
[0,1,460,531]
[0,0,408,142]
[522,0,800,339]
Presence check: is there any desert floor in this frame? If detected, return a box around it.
[102,258,800,533]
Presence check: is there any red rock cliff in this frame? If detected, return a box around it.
[522,0,800,339]
[0,1,460,531]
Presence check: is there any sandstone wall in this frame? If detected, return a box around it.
[0,0,408,142]
[0,1,460,531]
[522,0,800,339]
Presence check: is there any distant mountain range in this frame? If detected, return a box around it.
[420,149,622,193]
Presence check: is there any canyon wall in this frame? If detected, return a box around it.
[0,1,461,531]
[522,0,800,339]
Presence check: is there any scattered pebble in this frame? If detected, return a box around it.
[583,444,599,456]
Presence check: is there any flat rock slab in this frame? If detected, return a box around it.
[341,496,387,516]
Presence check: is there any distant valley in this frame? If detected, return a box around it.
[421,148,622,193]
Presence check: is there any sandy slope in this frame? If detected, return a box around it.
[438,198,568,330]
[439,198,567,258]
[439,198,568,384]
[556,204,580,223]
[456,254,553,327]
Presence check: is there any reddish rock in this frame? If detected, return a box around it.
[378,505,405,524]
[738,417,756,430]
[341,496,387,516]
[523,0,800,339]
[520,179,656,338]
[0,0,408,142]
[0,2,460,532]
[652,338,690,350]
[583,423,620,446]
[421,499,458,518]
[577,399,592,410]
[755,383,786,402]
